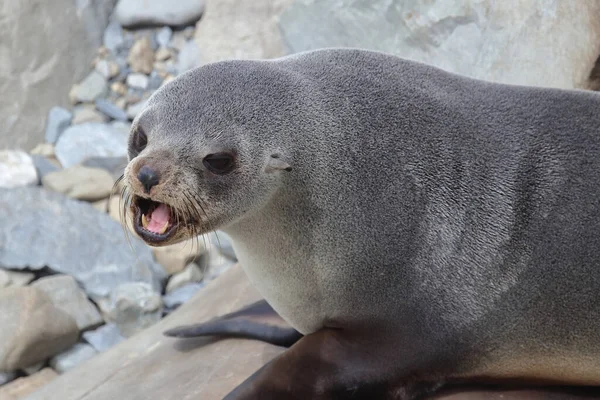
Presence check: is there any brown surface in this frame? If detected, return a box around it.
[0,368,58,400]
[24,265,600,400]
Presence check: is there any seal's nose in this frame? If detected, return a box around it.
[137,165,160,193]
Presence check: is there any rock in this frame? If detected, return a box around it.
[155,46,172,61]
[115,0,206,27]
[0,287,78,371]
[280,0,600,90]
[42,166,115,202]
[82,156,128,180]
[92,199,109,213]
[127,37,154,74]
[82,324,125,353]
[32,275,104,332]
[30,155,60,184]
[126,100,146,120]
[0,0,118,150]
[0,187,167,301]
[72,106,108,125]
[155,27,173,48]
[0,270,11,288]
[94,60,120,79]
[163,282,205,311]
[166,263,204,293]
[22,362,45,376]
[169,33,187,52]
[0,368,58,399]
[0,372,16,386]
[44,107,73,144]
[55,122,128,168]
[50,343,97,373]
[0,151,38,189]
[209,230,237,261]
[110,81,128,96]
[193,0,293,65]
[108,282,163,337]
[103,21,125,54]
[126,73,149,90]
[30,144,55,158]
[95,99,128,121]
[183,26,196,40]
[153,239,207,275]
[69,71,108,104]
[177,40,202,73]
[4,270,35,287]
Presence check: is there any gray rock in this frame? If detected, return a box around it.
[95,99,128,121]
[1,0,117,151]
[111,121,132,136]
[83,324,125,353]
[103,21,125,53]
[209,231,237,261]
[199,244,236,282]
[126,73,149,90]
[0,187,167,302]
[72,106,108,125]
[82,156,128,180]
[42,166,115,202]
[126,100,146,120]
[115,0,206,27]
[44,107,73,144]
[0,270,10,288]
[50,343,97,373]
[69,71,108,104]
[30,155,61,183]
[0,372,16,386]
[109,282,163,338]
[148,71,163,90]
[166,263,203,293]
[0,151,38,189]
[163,282,204,311]
[156,27,173,48]
[4,270,35,287]
[22,362,45,376]
[177,40,202,73]
[0,287,78,371]
[94,60,120,80]
[32,275,104,332]
[55,122,129,168]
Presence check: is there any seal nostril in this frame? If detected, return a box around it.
[137,165,160,193]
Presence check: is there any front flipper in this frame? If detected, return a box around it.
[163,299,303,348]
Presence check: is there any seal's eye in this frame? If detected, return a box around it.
[131,127,148,155]
[203,153,235,175]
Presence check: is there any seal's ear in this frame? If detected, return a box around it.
[265,154,292,173]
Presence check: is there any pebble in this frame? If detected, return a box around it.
[126,73,149,90]
[0,287,78,371]
[200,244,236,282]
[82,156,128,180]
[42,166,115,202]
[94,60,120,80]
[55,122,128,168]
[92,198,109,213]
[83,324,125,353]
[128,37,154,74]
[154,47,171,61]
[163,282,205,312]
[109,282,163,338]
[30,155,60,183]
[166,263,204,293]
[110,81,128,96]
[126,100,146,120]
[22,362,45,376]
[68,71,107,104]
[169,34,187,51]
[4,270,35,287]
[32,275,104,332]
[148,71,163,90]
[115,0,206,28]
[72,106,107,124]
[30,143,55,158]
[44,107,72,144]
[0,270,11,288]
[153,238,207,275]
[177,40,202,73]
[95,99,128,121]
[0,150,38,189]
[50,343,97,373]
[0,368,58,399]
[103,21,125,54]
[209,231,238,261]
[155,27,173,48]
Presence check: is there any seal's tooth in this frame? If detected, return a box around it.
[142,213,149,228]
[158,220,169,234]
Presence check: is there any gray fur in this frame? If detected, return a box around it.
[128,48,600,385]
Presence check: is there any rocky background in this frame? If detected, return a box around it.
[1,0,600,397]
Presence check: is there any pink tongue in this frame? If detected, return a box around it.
[146,204,170,233]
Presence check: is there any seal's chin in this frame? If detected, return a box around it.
[132,196,179,245]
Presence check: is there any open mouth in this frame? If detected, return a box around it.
[132,196,178,244]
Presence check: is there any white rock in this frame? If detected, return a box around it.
[156,27,173,48]
[4,270,35,287]
[166,263,203,293]
[0,151,38,189]
[177,41,202,73]
[95,60,120,79]
[82,324,125,353]
[50,343,97,373]
[0,270,11,288]
[108,283,163,338]
[115,0,206,27]
[152,238,207,275]
[127,73,149,90]
[279,0,600,90]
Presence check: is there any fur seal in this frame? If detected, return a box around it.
[121,48,600,399]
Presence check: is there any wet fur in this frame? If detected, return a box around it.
[125,48,600,398]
